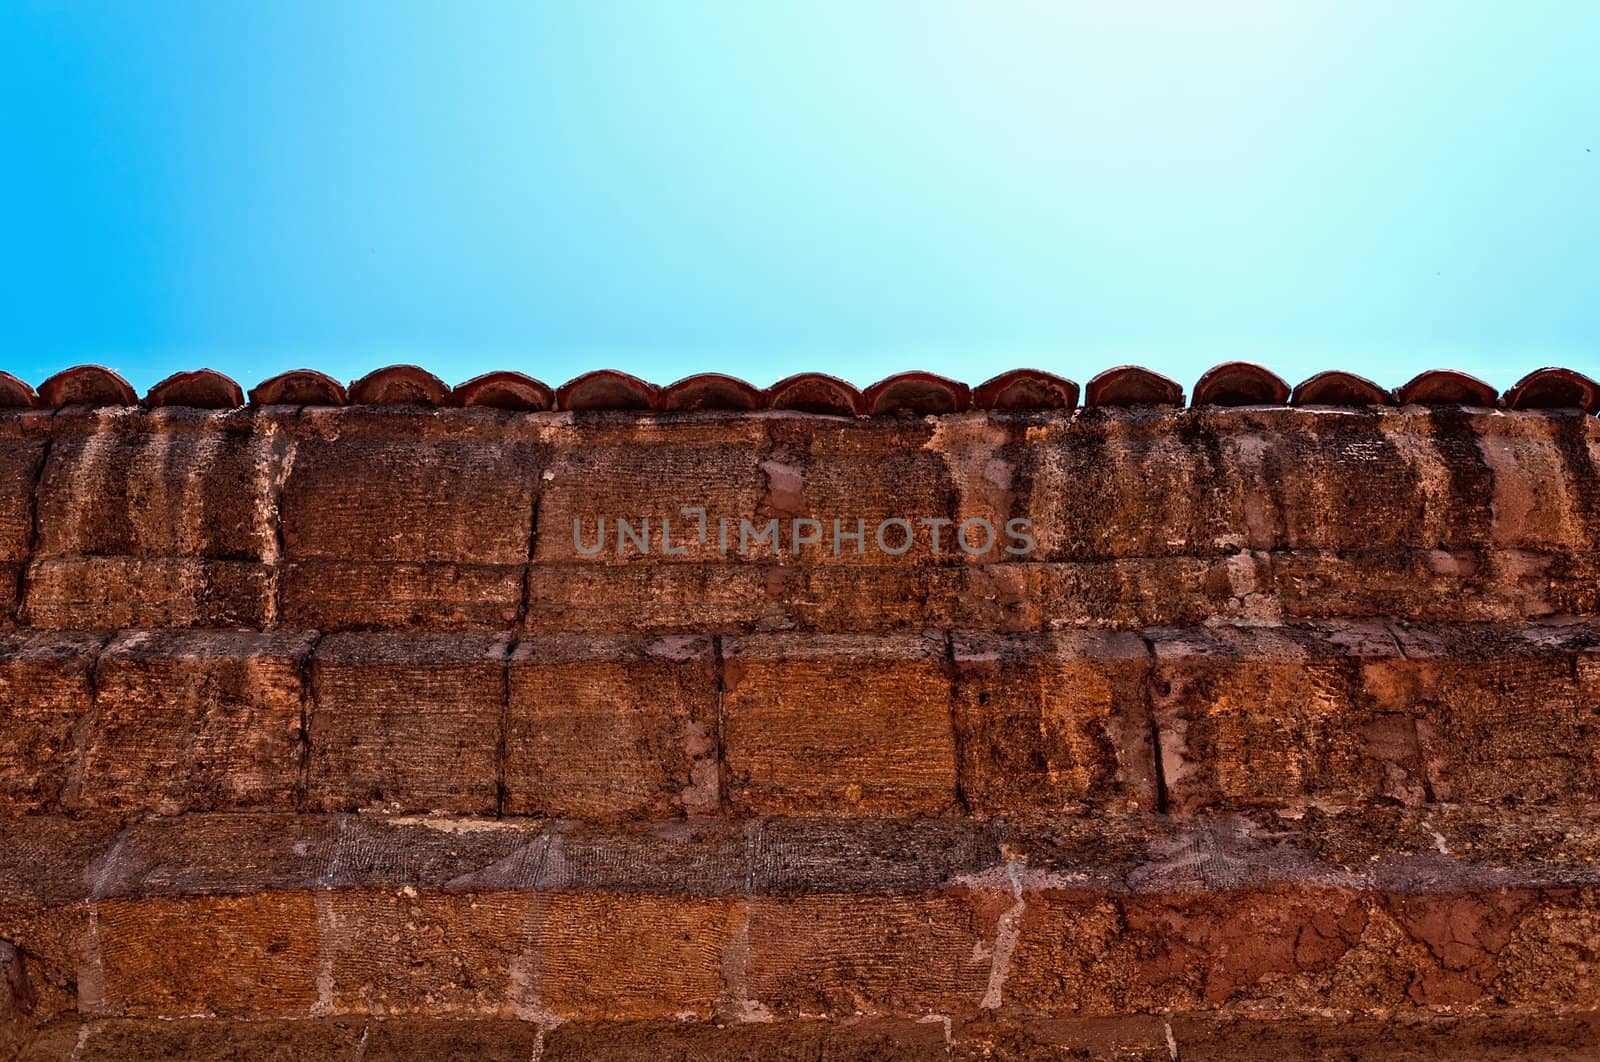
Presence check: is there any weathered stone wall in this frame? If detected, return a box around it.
[3,399,1599,1057]
[4,406,1599,817]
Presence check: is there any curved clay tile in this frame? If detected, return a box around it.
[144,369,244,409]
[348,365,453,406]
[37,365,137,408]
[764,373,862,416]
[0,371,38,409]
[861,372,971,416]
[1083,366,1184,408]
[973,369,1079,411]
[1503,367,1600,413]
[556,370,659,412]
[248,369,349,406]
[1289,370,1395,407]
[454,371,554,411]
[659,373,764,412]
[1396,369,1498,408]
[1191,362,1290,407]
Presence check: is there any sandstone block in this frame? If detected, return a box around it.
[1148,624,1409,811]
[535,419,767,564]
[80,631,314,814]
[281,425,536,624]
[0,434,45,564]
[535,893,742,1020]
[1370,623,1600,805]
[1022,415,1247,561]
[282,436,534,565]
[744,893,997,1016]
[280,561,523,630]
[327,889,531,1015]
[21,557,273,629]
[0,633,101,813]
[505,635,719,818]
[523,563,769,633]
[953,632,1157,813]
[767,418,959,566]
[33,416,279,560]
[363,1019,541,1061]
[69,1018,366,1062]
[92,893,321,1017]
[722,633,957,814]
[307,633,509,813]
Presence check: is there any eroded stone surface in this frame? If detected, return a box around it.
[4,404,1600,1053]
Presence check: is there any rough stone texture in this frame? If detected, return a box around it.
[1149,623,1405,811]
[11,1013,1600,1061]
[22,557,277,631]
[505,634,719,818]
[32,413,276,561]
[1,406,1596,633]
[0,633,101,814]
[22,411,280,629]
[721,633,957,815]
[767,418,960,565]
[524,562,772,633]
[1377,622,1600,805]
[80,631,314,814]
[278,409,538,629]
[306,633,509,813]
[953,631,1158,814]
[534,893,742,1020]
[326,889,531,1016]
[534,419,768,564]
[1151,621,1600,811]
[4,404,1600,1055]
[0,415,49,628]
[93,892,322,1017]
[8,812,1600,1026]
[744,892,998,1015]
[280,561,525,631]
[3,622,1600,820]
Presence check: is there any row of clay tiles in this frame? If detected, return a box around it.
[4,622,1599,819]
[2,362,1598,414]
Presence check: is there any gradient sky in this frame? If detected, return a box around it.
[2,1,1596,394]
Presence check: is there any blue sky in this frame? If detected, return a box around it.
[2,1,1596,394]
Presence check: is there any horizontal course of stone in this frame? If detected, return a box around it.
[0,404,1598,632]
[14,1013,1600,1060]
[4,808,1600,1027]
[4,622,1600,819]
[0,362,1597,414]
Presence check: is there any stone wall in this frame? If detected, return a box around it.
[3,388,1600,1057]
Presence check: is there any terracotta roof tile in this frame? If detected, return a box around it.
[1192,361,1291,407]
[248,369,349,406]
[9,363,1600,415]
[973,369,1078,411]
[659,373,764,412]
[454,371,554,411]
[145,369,244,409]
[0,371,38,409]
[1289,370,1395,407]
[1503,367,1600,413]
[861,372,970,416]
[349,365,453,406]
[1397,369,1499,408]
[557,369,658,411]
[765,373,861,415]
[37,365,137,407]
[1084,366,1184,407]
